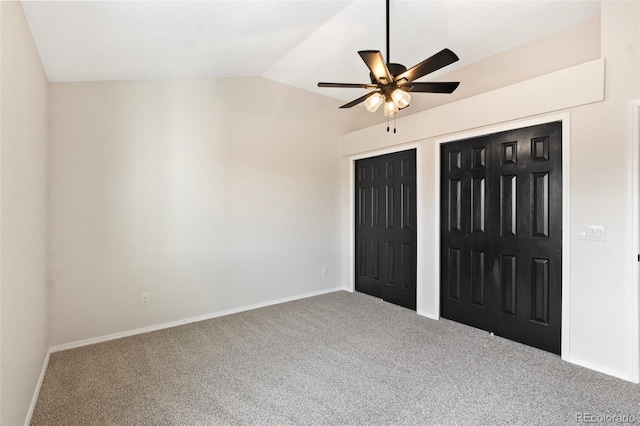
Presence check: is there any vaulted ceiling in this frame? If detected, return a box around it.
[22,1,600,101]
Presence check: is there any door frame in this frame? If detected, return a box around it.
[347,144,423,310]
[628,99,640,383]
[434,112,572,360]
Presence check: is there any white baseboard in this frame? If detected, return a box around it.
[416,310,438,321]
[568,356,633,383]
[50,286,347,353]
[24,349,50,426]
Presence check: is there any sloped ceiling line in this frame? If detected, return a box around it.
[22,0,600,101]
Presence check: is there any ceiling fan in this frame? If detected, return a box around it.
[317,0,460,121]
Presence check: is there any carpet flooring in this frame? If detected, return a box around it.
[32,291,639,425]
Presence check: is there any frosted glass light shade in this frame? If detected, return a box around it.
[363,92,384,112]
[391,89,411,109]
[384,100,399,117]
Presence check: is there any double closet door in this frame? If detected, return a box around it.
[440,122,562,354]
[355,149,417,310]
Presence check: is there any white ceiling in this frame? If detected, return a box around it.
[22,1,600,101]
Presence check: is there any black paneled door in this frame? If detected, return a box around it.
[355,149,417,310]
[440,122,562,354]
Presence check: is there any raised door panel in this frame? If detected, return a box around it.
[500,254,517,316]
[531,257,550,325]
[471,177,485,233]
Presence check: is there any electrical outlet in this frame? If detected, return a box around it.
[140,293,150,306]
[322,266,328,276]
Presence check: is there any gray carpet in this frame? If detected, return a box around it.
[32,291,639,425]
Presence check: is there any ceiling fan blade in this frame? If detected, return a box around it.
[403,81,460,94]
[318,82,378,89]
[358,50,393,84]
[339,91,379,109]
[395,49,459,83]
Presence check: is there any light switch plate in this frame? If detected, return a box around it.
[578,225,605,241]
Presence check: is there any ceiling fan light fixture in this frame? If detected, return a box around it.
[384,100,399,117]
[391,88,411,109]
[316,0,460,130]
[364,92,385,112]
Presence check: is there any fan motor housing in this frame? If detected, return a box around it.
[369,63,408,84]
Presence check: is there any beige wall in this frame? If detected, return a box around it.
[0,2,49,425]
[568,0,639,378]
[48,77,358,346]
[1,3,637,424]
[340,1,640,380]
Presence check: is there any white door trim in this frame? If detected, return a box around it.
[434,112,572,361]
[347,144,423,312]
[628,99,640,383]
